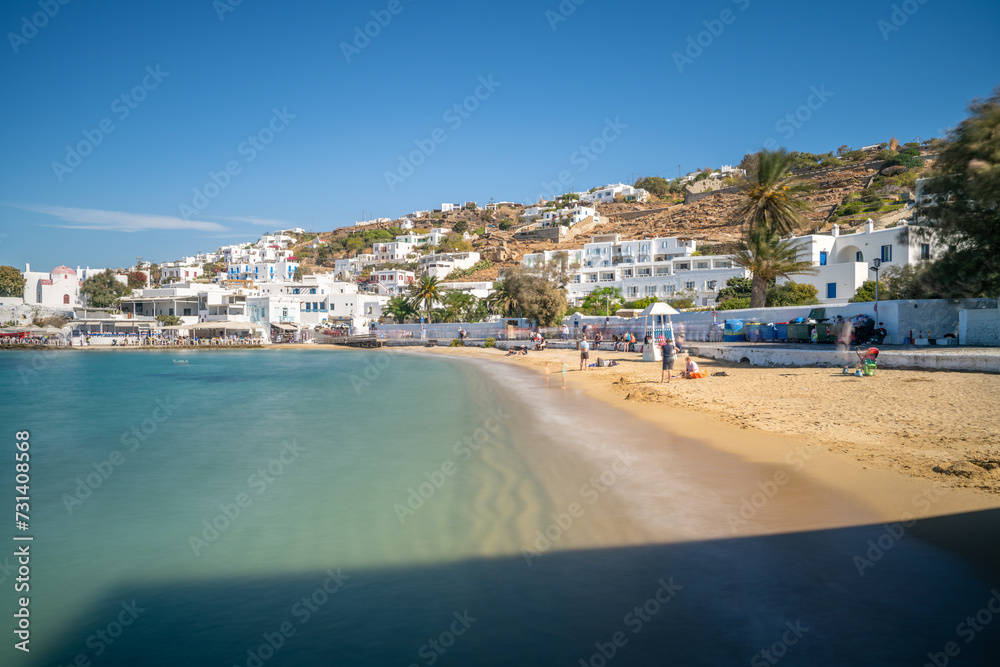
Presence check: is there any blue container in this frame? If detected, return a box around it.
[774,324,788,341]
[761,325,776,341]
[745,324,763,342]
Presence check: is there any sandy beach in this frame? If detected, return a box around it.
[412,344,1000,507]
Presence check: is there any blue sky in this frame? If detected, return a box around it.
[1,0,998,270]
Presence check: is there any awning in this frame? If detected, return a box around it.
[271,323,298,331]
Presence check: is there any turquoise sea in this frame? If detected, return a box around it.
[1,349,998,666]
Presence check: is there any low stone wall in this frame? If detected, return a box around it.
[960,308,1000,346]
[685,343,1000,373]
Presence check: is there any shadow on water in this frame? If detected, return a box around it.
[35,510,1000,667]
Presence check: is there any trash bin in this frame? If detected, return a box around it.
[761,325,776,341]
[774,323,788,341]
[786,323,811,341]
[723,319,745,342]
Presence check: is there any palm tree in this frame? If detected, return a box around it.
[408,275,443,324]
[733,229,817,308]
[486,279,519,317]
[736,149,814,238]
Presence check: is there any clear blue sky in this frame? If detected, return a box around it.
[1,0,998,270]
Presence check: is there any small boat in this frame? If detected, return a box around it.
[172,359,189,365]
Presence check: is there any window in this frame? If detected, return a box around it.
[920,244,930,260]
[819,251,827,266]
[63,294,70,304]
[707,280,717,290]
[685,281,695,290]
[856,251,864,262]
[827,283,837,299]
[663,285,676,294]
[696,262,709,269]
[881,245,892,262]
[676,263,689,271]
[183,308,191,316]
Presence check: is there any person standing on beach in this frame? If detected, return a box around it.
[661,338,678,383]
[579,338,590,370]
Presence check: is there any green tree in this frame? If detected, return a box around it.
[385,295,416,323]
[0,265,26,297]
[766,281,819,307]
[634,176,671,198]
[733,230,817,308]
[408,275,443,324]
[439,233,472,253]
[736,148,814,238]
[501,269,567,326]
[452,220,469,234]
[919,87,1000,297]
[80,269,132,309]
[715,277,751,304]
[440,291,477,323]
[293,267,304,281]
[848,280,887,303]
[580,287,623,315]
[155,314,182,326]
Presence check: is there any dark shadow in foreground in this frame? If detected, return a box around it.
[34,509,1000,667]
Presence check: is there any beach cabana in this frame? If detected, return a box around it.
[639,302,679,362]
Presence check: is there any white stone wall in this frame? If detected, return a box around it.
[959,308,1000,346]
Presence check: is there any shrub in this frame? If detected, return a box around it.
[840,202,863,216]
[717,297,751,310]
[881,154,924,171]
[819,156,845,168]
[901,147,921,157]
[498,219,513,231]
[873,149,898,161]
[449,339,465,347]
[881,165,907,177]
[483,337,496,348]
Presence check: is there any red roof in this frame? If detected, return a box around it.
[51,265,76,276]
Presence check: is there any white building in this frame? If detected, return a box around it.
[540,205,599,228]
[441,203,460,213]
[22,264,82,309]
[418,251,481,279]
[226,258,300,283]
[369,270,415,295]
[786,221,942,303]
[523,235,745,306]
[162,263,204,282]
[251,276,388,330]
[580,183,649,205]
[372,240,418,263]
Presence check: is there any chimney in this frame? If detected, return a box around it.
[831,224,840,238]
[25,263,30,272]
[865,219,874,234]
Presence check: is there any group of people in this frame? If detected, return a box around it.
[659,339,701,383]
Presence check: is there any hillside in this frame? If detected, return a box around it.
[290,146,934,283]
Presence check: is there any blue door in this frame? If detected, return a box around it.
[820,251,827,266]
[827,283,837,299]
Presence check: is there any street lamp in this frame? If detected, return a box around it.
[870,257,882,315]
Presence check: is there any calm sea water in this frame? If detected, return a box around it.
[1,349,997,666]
